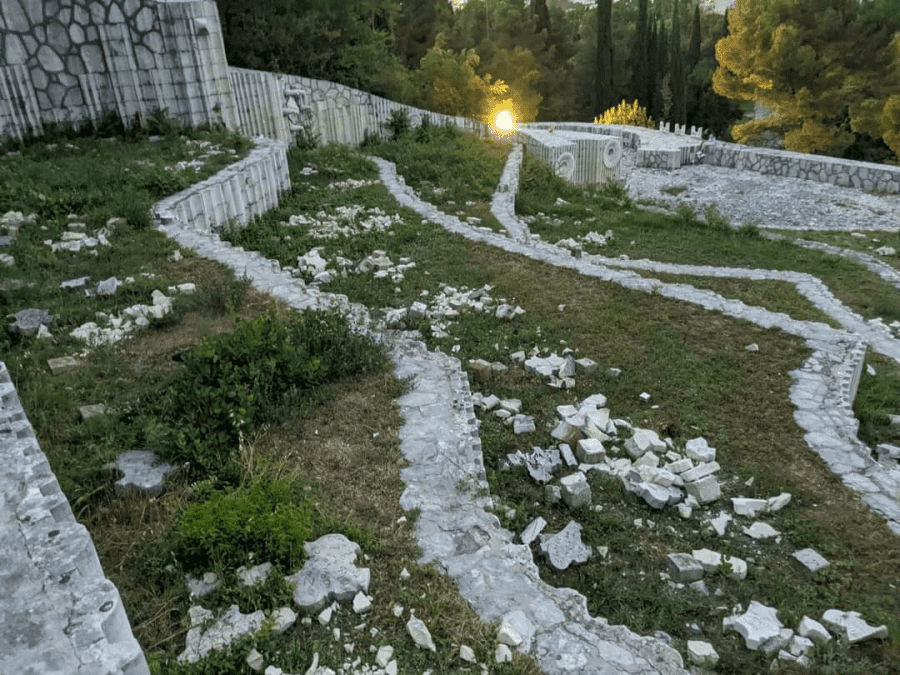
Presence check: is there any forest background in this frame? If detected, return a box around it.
[214,0,900,164]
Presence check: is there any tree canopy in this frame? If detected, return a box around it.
[713,0,900,159]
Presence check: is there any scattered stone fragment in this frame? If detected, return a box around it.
[559,472,591,508]
[666,553,704,582]
[685,437,716,463]
[459,645,476,663]
[684,474,721,505]
[8,308,55,336]
[246,648,264,671]
[635,482,672,510]
[238,563,274,587]
[539,521,592,571]
[745,343,759,352]
[792,548,830,572]
[96,276,120,295]
[494,643,513,663]
[691,549,747,580]
[625,428,666,459]
[687,640,719,667]
[551,420,582,444]
[269,607,297,634]
[375,646,394,667]
[406,615,437,651]
[520,517,547,545]
[79,404,107,420]
[797,616,832,644]
[60,276,90,290]
[178,604,266,664]
[706,511,732,536]
[575,438,606,464]
[186,572,221,599]
[732,497,767,516]
[512,414,536,435]
[723,601,786,651]
[286,534,371,612]
[499,610,534,651]
[821,610,888,643]
[766,492,792,512]
[742,522,781,540]
[524,447,561,483]
[114,449,175,497]
[352,591,372,614]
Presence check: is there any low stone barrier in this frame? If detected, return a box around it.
[702,142,900,194]
[516,126,625,185]
[153,136,291,235]
[0,361,150,675]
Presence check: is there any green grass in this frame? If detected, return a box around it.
[768,228,900,274]
[6,126,900,674]
[224,132,900,673]
[514,152,900,325]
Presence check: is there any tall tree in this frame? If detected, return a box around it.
[594,0,614,115]
[532,0,551,39]
[689,4,702,71]
[713,0,900,158]
[628,0,650,110]
[669,2,686,124]
[395,0,452,69]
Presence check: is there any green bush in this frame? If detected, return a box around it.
[174,479,312,572]
[167,309,386,478]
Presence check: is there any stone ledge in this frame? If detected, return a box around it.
[0,361,149,675]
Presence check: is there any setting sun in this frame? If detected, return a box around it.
[495,110,514,131]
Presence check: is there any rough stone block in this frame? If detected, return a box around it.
[115,450,175,497]
[575,438,606,464]
[680,461,720,483]
[732,497,767,516]
[687,640,719,667]
[286,534,370,612]
[667,553,703,582]
[685,475,720,504]
[539,521,592,571]
[821,610,888,643]
[560,472,591,509]
[797,616,831,644]
[723,601,785,651]
[685,437,716,463]
[792,548,830,572]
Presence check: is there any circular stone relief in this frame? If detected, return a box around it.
[408,111,422,128]
[554,152,576,180]
[602,139,623,169]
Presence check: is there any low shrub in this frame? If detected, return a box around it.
[167,309,386,478]
[173,479,312,572]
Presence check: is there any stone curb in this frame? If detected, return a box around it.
[0,362,149,675]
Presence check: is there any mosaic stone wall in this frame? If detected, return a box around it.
[0,0,236,141]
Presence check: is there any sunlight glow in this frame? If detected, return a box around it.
[495,110,514,131]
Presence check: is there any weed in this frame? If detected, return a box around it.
[660,185,687,196]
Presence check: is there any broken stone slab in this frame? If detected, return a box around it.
[685,437,716,463]
[766,492,792,512]
[732,497,768,516]
[723,601,786,651]
[679,461,720,483]
[821,610,888,643]
[79,404,107,420]
[114,449,175,497]
[525,447,561,483]
[558,443,578,467]
[406,615,436,651]
[634,481,672,510]
[186,572,221,599]
[559,471,591,508]
[686,640,719,667]
[8,308,55,336]
[691,548,747,580]
[512,414,536,435]
[706,510,732,536]
[286,534,371,612]
[797,616,832,644]
[625,428,666,459]
[539,520,592,571]
[742,522,781,540]
[60,276,90,290]
[684,474,720,504]
[792,548,830,572]
[520,516,547,545]
[575,438,606,464]
[96,276,120,296]
[178,604,266,664]
[666,553,704,582]
[237,562,274,587]
[550,419,582,444]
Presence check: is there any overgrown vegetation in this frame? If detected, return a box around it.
[5,126,900,674]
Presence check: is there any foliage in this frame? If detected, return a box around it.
[387,108,412,140]
[166,309,386,478]
[173,479,312,572]
[414,37,509,121]
[713,0,900,158]
[594,99,654,128]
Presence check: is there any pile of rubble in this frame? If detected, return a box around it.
[284,206,401,240]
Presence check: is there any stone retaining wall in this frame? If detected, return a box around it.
[0,0,236,141]
[153,136,290,234]
[0,361,150,675]
[228,66,487,147]
[702,142,900,194]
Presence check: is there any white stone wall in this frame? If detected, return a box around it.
[228,67,487,148]
[153,136,290,235]
[0,0,236,141]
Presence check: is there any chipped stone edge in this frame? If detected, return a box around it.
[0,362,150,675]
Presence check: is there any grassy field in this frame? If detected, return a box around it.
[3,123,900,674]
